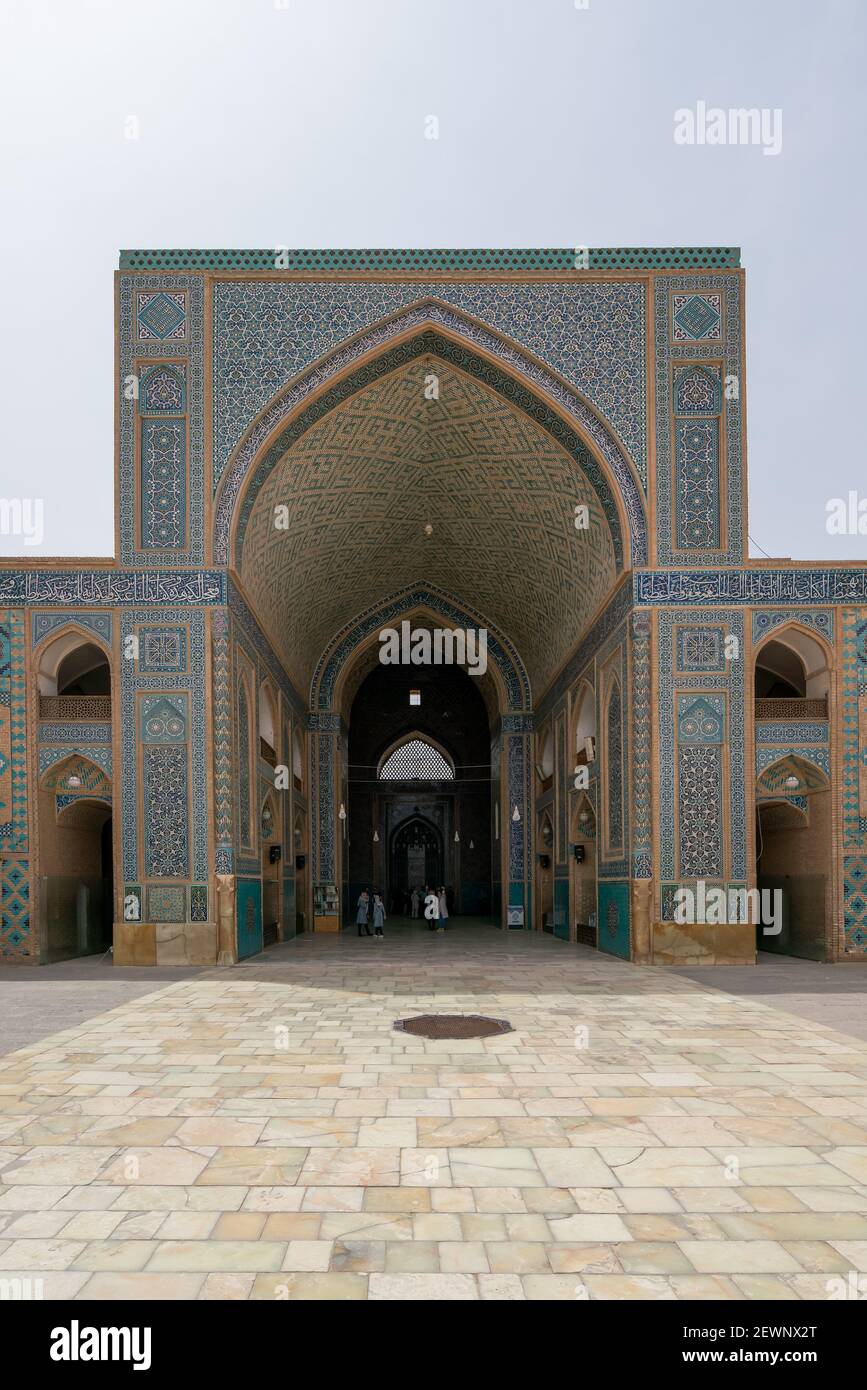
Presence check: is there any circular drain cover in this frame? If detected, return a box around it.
[394,1014,513,1039]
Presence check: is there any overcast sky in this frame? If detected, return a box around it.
[0,0,864,561]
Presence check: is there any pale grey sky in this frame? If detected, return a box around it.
[0,0,864,560]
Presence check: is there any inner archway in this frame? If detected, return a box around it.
[755,755,832,961]
[345,656,493,925]
[390,816,444,910]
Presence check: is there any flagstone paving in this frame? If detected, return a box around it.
[2,923,867,1300]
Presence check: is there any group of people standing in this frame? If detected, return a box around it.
[355,884,450,938]
[355,889,387,939]
[411,885,449,932]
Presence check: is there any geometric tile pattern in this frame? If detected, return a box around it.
[136,290,187,341]
[755,744,831,778]
[0,691,11,841]
[630,612,652,878]
[675,695,726,882]
[678,744,724,878]
[673,363,722,414]
[143,745,189,878]
[0,854,30,956]
[140,694,188,744]
[675,417,720,550]
[654,277,741,567]
[676,625,725,672]
[658,610,746,883]
[141,418,186,550]
[190,884,208,922]
[120,609,206,883]
[237,681,252,852]
[754,721,829,744]
[119,275,203,566]
[677,694,725,744]
[137,626,187,673]
[212,279,648,496]
[672,292,723,342]
[123,245,741,269]
[0,612,28,853]
[30,610,113,649]
[595,626,629,884]
[140,363,186,413]
[211,609,233,864]
[843,855,867,950]
[239,360,618,695]
[751,609,834,645]
[146,882,186,922]
[841,610,867,850]
[605,679,624,854]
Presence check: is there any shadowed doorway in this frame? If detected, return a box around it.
[390,815,444,908]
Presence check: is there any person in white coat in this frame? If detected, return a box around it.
[437,886,448,933]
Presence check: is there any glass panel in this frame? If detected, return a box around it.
[39,876,112,963]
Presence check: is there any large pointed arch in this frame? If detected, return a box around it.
[213,301,648,568]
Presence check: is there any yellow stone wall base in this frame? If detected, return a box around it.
[652,920,756,966]
[113,921,156,967]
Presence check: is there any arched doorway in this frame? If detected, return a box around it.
[345,656,493,924]
[38,758,113,963]
[33,628,115,961]
[755,756,832,961]
[390,815,444,910]
[753,626,833,960]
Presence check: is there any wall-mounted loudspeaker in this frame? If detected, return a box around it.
[295,854,306,870]
[269,845,281,863]
[573,844,585,864]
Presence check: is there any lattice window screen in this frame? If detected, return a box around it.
[379,739,454,780]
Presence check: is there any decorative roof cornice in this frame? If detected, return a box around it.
[118,247,741,273]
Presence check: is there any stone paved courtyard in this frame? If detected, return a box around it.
[2,922,867,1301]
